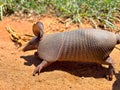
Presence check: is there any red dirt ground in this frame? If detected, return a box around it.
[0,14,120,90]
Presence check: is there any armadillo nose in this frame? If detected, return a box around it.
[22,45,29,52]
[22,47,27,52]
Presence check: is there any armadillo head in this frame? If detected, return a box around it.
[23,36,39,51]
[23,21,44,52]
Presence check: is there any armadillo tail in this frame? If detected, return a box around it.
[116,34,120,44]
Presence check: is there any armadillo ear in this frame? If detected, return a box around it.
[32,22,44,37]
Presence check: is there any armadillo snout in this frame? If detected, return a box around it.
[22,44,37,52]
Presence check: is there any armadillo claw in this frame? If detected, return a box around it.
[33,72,36,76]
[32,66,41,76]
[32,69,38,76]
[106,75,113,81]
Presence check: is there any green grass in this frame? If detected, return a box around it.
[0,1,4,20]
[1,0,120,30]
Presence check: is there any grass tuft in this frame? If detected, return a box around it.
[1,0,120,30]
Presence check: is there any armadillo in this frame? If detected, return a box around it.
[23,22,120,80]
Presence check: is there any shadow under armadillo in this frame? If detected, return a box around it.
[112,72,120,90]
[21,55,110,78]
[21,55,41,66]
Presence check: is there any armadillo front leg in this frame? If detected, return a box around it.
[33,60,52,76]
[34,52,39,58]
[105,57,115,81]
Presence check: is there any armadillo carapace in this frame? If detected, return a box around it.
[38,29,116,63]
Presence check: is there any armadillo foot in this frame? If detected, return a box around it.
[106,74,113,81]
[33,60,52,76]
[106,65,115,81]
[33,60,48,76]
[105,56,115,81]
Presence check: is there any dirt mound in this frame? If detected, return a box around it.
[0,15,120,90]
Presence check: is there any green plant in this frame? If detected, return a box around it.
[53,0,120,30]
[0,1,4,20]
[1,0,120,30]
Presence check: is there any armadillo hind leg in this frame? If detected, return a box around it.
[33,60,53,76]
[105,57,115,81]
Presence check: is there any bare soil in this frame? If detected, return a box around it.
[0,14,120,90]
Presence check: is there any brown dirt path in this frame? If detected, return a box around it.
[0,15,120,90]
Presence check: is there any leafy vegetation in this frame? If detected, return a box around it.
[0,1,4,20]
[0,0,120,30]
